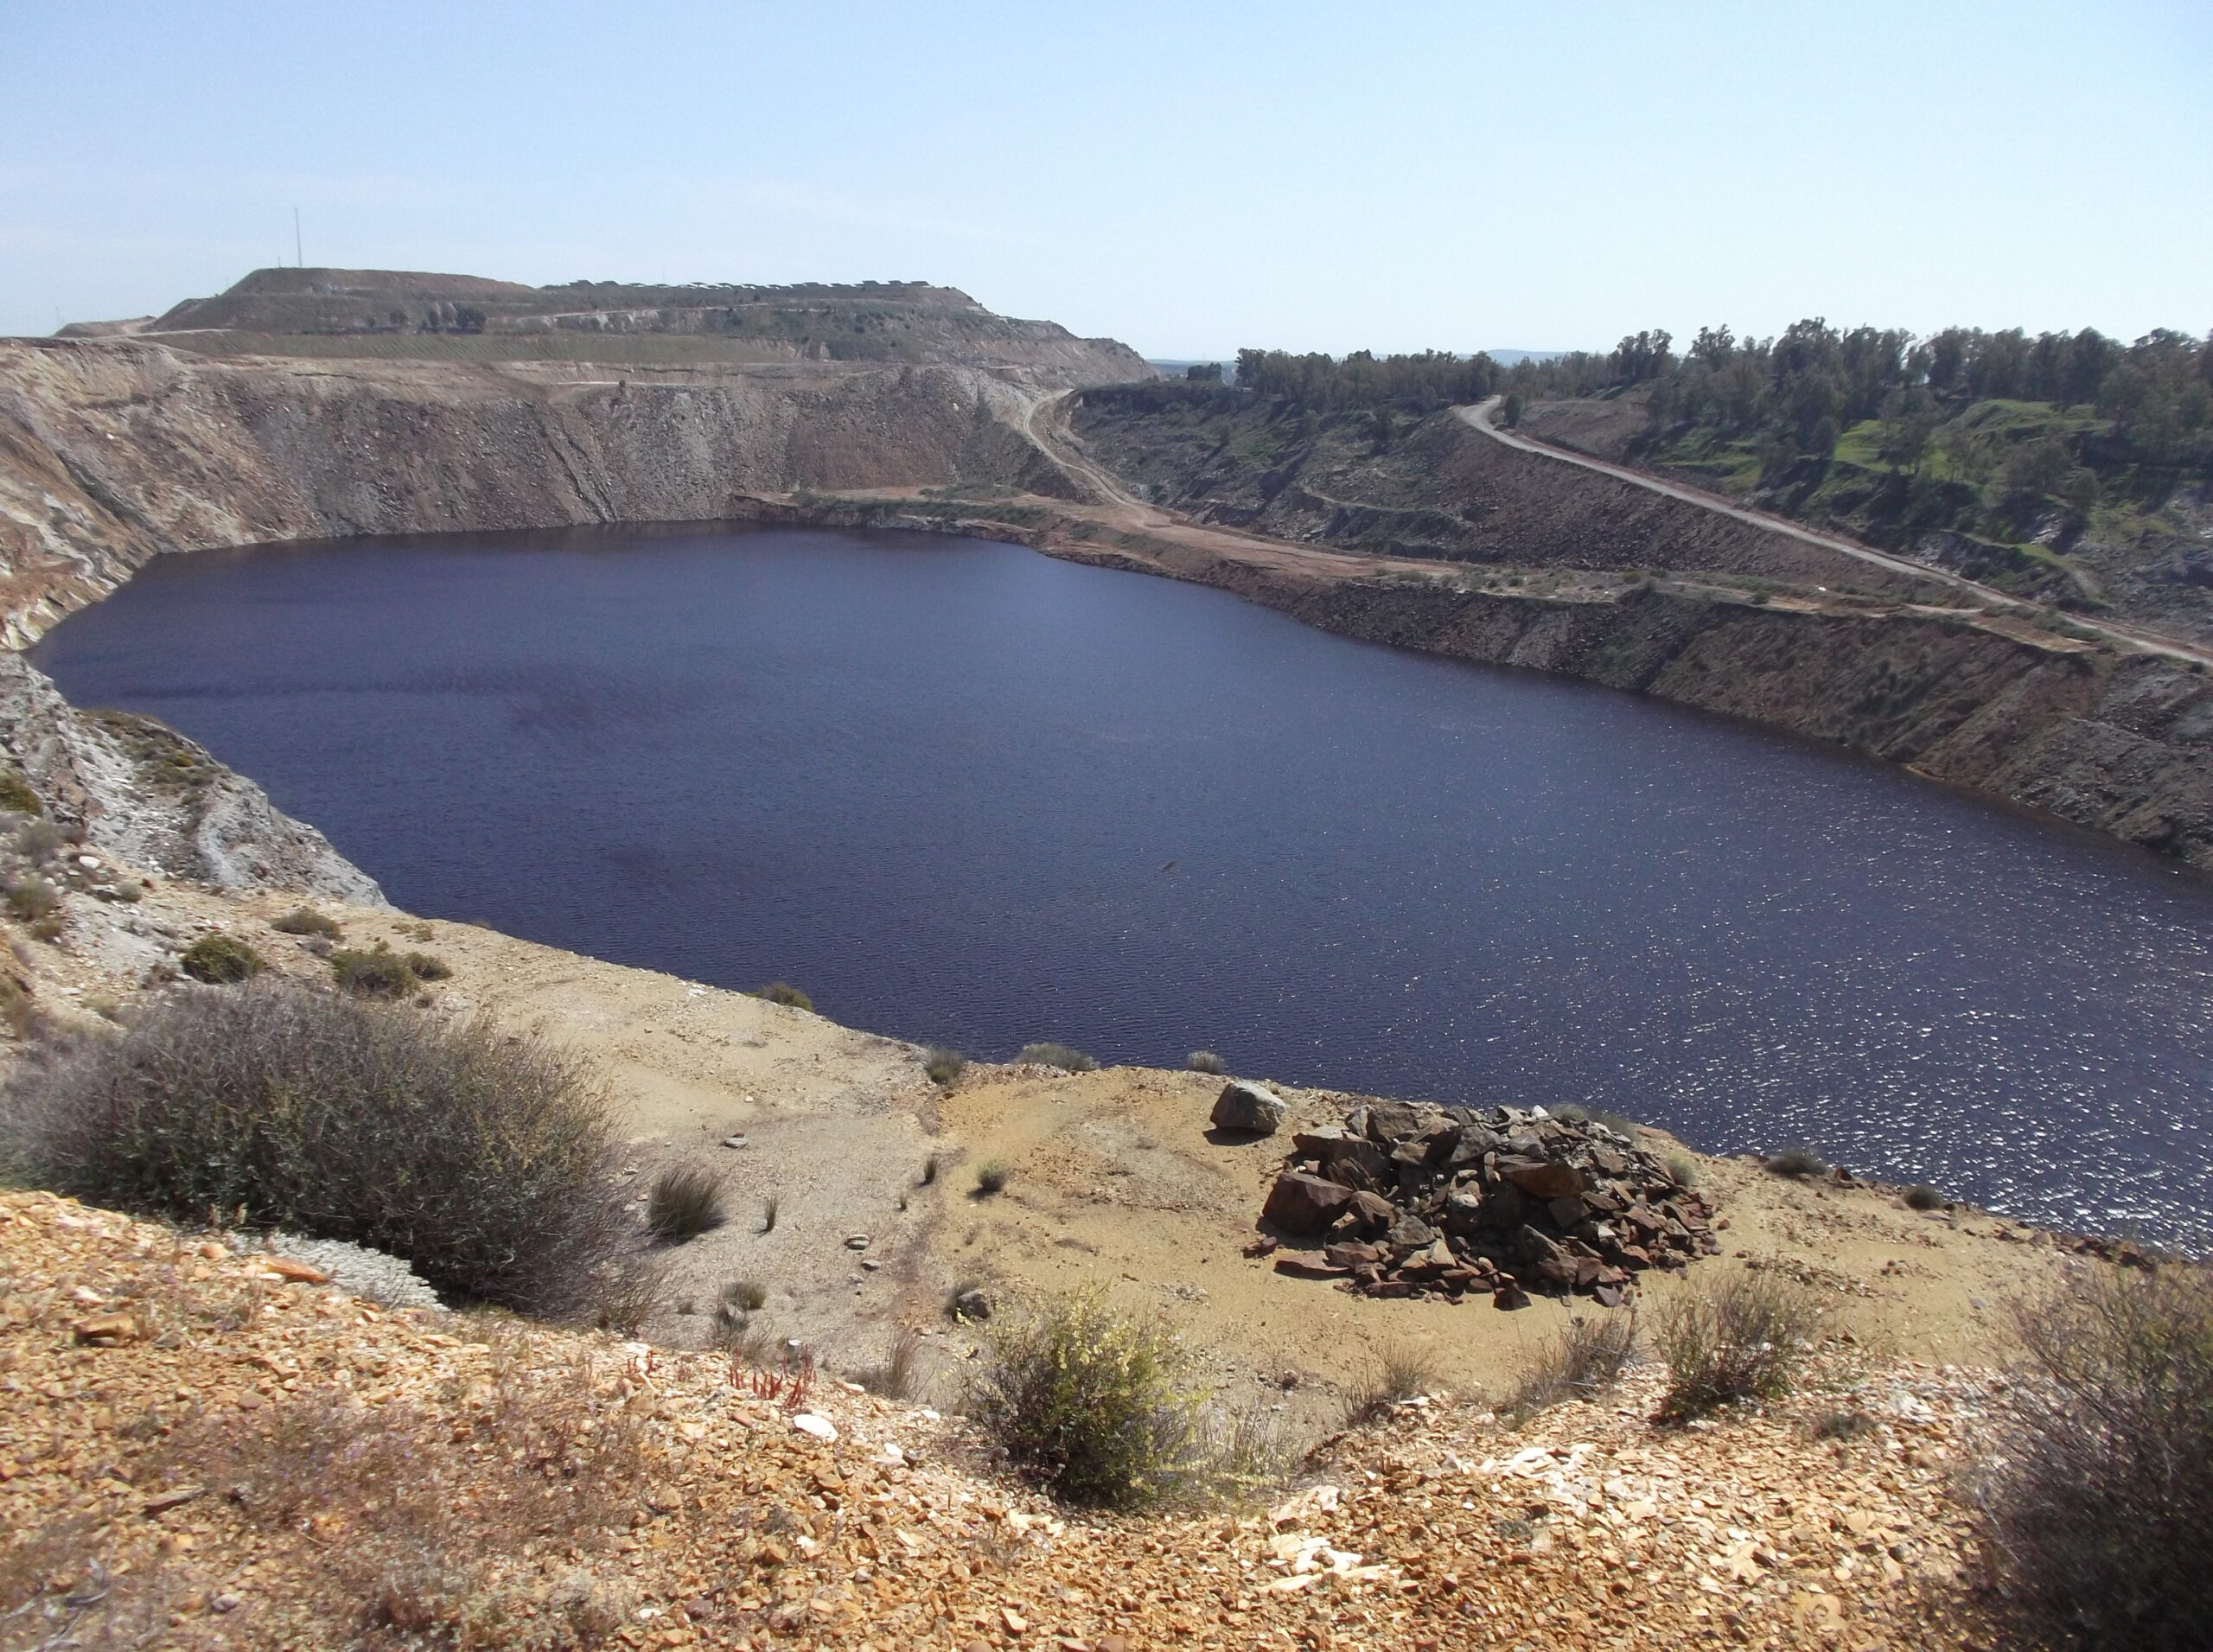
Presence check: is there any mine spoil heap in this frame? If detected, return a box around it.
[1260,1100,1720,1307]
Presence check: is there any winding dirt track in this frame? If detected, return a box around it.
[1453,396,2213,667]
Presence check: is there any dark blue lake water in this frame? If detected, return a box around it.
[30,524,2213,1249]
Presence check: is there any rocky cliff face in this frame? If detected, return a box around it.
[0,650,382,902]
[0,338,1078,646]
[1259,578,2213,866]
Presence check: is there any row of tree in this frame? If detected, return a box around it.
[1215,323,2210,488]
[1499,322,2213,470]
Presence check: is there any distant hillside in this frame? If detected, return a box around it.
[57,267,1158,386]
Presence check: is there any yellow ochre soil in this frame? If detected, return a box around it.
[0,871,2089,1647]
[2,1189,2005,1651]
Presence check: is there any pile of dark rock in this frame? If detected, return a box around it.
[1254,1099,1720,1309]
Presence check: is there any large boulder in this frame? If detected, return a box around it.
[1211,1081,1288,1135]
[1261,1170,1352,1235]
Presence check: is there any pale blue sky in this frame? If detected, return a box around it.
[4,1,2207,355]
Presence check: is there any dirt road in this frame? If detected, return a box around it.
[1455,396,2213,667]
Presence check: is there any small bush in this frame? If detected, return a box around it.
[973,1159,1011,1196]
[858,1326,925,1400]
[1763,1142,1828,1177]
[749,981,813,1011]
[0,979,636,1318]
[1904,1183,1947,1210]
[328,943,417,998]
[10,819,64,863]
[1664,1152,1700,1188]
[644,1164,727,1244]
[0,771,41,816]
[1555,1101,1639,1139]
[271,907,341,938]
[723,1278,768,1313]
[971,1291,1206,1508]
[4,875,61,922]
[1342,1341,1444,1426]
[1812,1409,1880,1441]
[1655,1271,1820,1419]
[1019,1042,1098,1073]
[27,914,63,944]
[181,932,267,985]
[922,1046,966,1085]
[1186,1050,1227,1075]
[1976,1263,2213,1650]
[402,950,453,982]
[920,1152,940,1186]
[1508,1311,1638,1417]
[759,1193,779,1234]
[0,975,35,1039]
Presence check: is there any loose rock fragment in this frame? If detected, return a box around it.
[1209,1080,1287,1134]
[1260,1101,1719,1303]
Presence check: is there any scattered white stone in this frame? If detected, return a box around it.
[722,1135,748,1149]
[790,1413,838,1442]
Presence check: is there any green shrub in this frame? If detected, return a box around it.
[1763,1142,1828,1177]
[6,875,63,922]
[922,1046,966,1086]
[722,1278,768,1314]
[1656,1271,1820,1419]
[270,907,341,938]
[0,771,41,816]
[973,1159,1011,1196]
[181,933,266,985]
[1976,1263,2213,1650]
[0,980,636,1318]
[971,1291,1206,1508]
[1185,1050,1227,1075]
[1904,1183,1947,1210]
[1664,1152,1700,1188]
[402,951,452,982]
[329,945,418,999]
[644,1164,726,1244]
[748,981,813,1011]
[1019,1042,1098,1073]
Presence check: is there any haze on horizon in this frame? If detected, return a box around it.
[3,0,2207,357]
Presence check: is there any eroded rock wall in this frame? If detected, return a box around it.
[0,339,1075,645]
[0,651,383,902]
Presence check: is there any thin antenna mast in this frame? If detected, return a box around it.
[293,207,303,269]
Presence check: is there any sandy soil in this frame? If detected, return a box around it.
[6,869,2086,1445]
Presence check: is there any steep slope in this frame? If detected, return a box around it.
[0,338,1077,646]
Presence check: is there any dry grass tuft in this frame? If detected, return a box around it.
[857,1326,926,1400]
[1018,1042,1098,1073]
[1655,1271,1820,1419]
[644,1164,727,1244]
[1342,1341,1444,1427]
[1508,1311,1638,1418]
